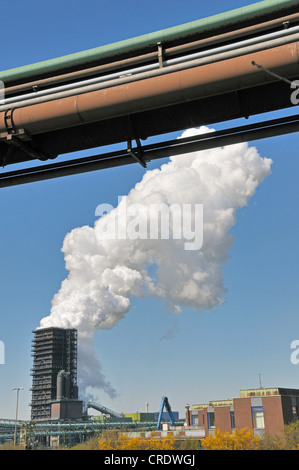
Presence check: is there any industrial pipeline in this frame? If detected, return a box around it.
[1,23,299,109]
[0,0,299,185]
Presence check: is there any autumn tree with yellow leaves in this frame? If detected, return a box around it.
[98,429,176,450]
[200,428,262,450]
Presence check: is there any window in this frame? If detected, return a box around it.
[292,397,298,419]
[230,411,235,429]
[192,413,199,425]
[252,406,265,429]
[207,412,215,429]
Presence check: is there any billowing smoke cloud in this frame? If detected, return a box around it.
[39,127,272,401]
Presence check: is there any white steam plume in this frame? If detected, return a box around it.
[39,127,272,400]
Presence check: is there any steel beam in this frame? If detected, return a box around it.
[1,113,298,188]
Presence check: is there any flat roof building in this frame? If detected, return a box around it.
[186,387,299,436]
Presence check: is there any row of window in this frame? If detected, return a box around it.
[192,398,299,430]
[192,406,265,429]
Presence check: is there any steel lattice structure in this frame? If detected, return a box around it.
[30,328,78,421]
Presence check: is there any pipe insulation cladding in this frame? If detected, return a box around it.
[0,42,298,137]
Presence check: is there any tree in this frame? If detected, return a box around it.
[98,429,176,450]
[200,428,261,450]
[260,420,299,450]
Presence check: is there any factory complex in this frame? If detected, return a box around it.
[0,327,299,449]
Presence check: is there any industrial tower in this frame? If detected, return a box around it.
[30,327,78,421]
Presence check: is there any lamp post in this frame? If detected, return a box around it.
[12,387,24,446]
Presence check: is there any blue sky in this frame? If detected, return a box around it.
[0,0,298,421]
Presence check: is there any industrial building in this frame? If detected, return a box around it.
[26,327,183,447]
[124,411,179,423]
[186,387,299,436]
[2,326,299,447]
[30,327,82,421]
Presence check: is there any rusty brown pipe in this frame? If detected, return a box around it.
[1,42,298,137]
[4,12,299,96]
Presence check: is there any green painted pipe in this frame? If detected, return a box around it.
[0,0,298,84]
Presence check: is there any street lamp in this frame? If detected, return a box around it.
[12,387,24,446]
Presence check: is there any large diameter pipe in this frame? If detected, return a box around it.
[3,25,299,110]
[1,42,298,136]
[2,30,299,111]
